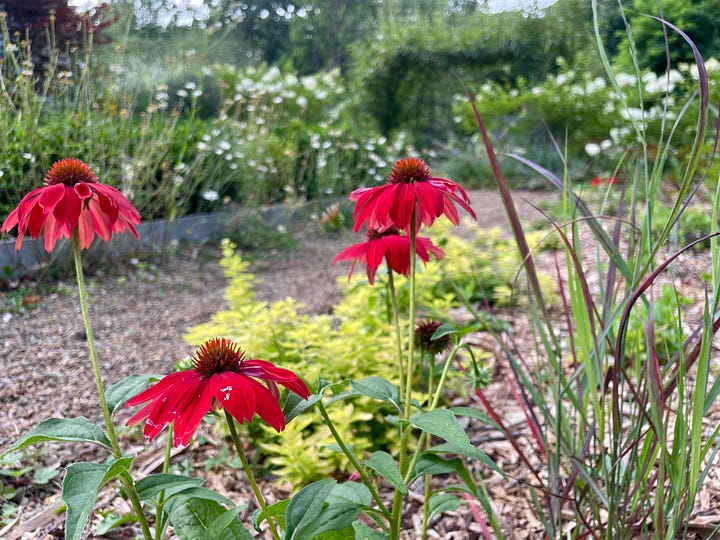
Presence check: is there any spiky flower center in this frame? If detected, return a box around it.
[367,226,401,241]
[192,337,246,377]
[44,158,99,186]
[387,157,432,184]
[414,320,451,356]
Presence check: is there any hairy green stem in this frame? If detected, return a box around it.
[386,269,405,401]
[155,425,174,540]
[72,235,152,540]
[391,216,418,539]
[316,401,391,520]
[225,411,282,540]
[421,350,434,540]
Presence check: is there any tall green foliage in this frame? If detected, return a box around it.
[354,0,593,148]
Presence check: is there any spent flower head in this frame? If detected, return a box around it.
[414,320,452,356]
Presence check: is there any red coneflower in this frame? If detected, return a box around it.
[0,158,141,252]
[125,338,309,447]
[350,157,476,232]
[332,226,444,284]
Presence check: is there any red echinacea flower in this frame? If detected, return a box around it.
[350,157,476,232]
[332,226,444,284]
[125,338,309,447]
[0,158,141,252]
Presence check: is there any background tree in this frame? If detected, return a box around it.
[0,0,114,72]
[614,0,720,72]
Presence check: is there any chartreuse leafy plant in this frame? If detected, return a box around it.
[456,1,720,536]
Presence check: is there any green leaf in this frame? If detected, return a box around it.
[165,487,235,508]
[206,506,247,539]
[352,522,389,540]
[285,479,336,539]
[255,499,289,532]
[350,377,400,407]
[411,409,503,475]
[290,482,370,540]
[427,493,462,520]
[61,457,133,540]
[363,451,408,495]
[3,417,112,455]
[170,498,253,540]
[412,454,479,497]
[96,512,138,535]
[106,374,160,414]
[32,466,60,485]
[450,406,501,431]
[284,392,322,422]
[135,474,203,501]
[427,442,503,476]
[326,481,372,507]
[431,323,458,340]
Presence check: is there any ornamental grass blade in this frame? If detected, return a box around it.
[3,417,112,456]
[62,456,134,540]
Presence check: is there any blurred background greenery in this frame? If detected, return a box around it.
[1,0,719,220]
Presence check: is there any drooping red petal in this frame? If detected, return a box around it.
[87,197,113,243]
[1,207,19,233]
[125,371,197,407]
[241,359,310,398]
[174,378,214,447]
[246,377,286,432]
[382,235,411,276]
[208,372,256,425]
[38,184,65,214]
[416,236,445,262]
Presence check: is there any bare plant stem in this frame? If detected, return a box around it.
[224,411,282,540]
[72,235,152,540]
[155,425,174,540]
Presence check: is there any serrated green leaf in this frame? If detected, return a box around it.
[363,451,407,495]
[3,417,112,455]
[106,374,160,414]
[135,474,203,501]
[427,493,461,520]
[411,409,503,475]
[170,498,253,540]
[61,457,133,540]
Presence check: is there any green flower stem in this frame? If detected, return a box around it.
[224,411,282,540]
[386,269,405,401]
[421,351,434,540]
[155,425,174,540]
[72,235,153,540]
[391,215,418,539]
[403,342,462,486]
[316,401,391,520]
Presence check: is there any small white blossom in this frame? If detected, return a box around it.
[203,190,219,202]
[584,142,601,157]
